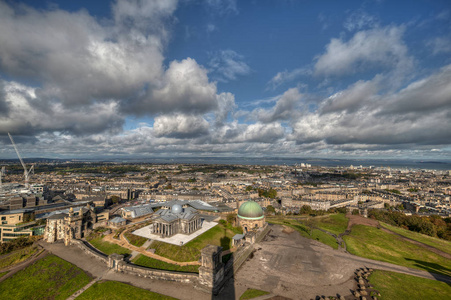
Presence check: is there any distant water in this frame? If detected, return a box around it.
[118,157,451,171]
[2,156,449,171]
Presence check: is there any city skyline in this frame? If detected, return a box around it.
[0,0,450,160]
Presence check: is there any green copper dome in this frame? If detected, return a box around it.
[238,201,264,220]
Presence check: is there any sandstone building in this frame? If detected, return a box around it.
[44,204,109,245]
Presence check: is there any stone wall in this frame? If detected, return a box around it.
[70,239,108,264]
[115,262,198,283]
[70,239,197,283]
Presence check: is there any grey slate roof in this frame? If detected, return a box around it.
[154,205,198,222]
[232,234,245,240]
[122,204,154,218]
[150,199,217,211]
[109,216,126,223]
[48,213,67,220]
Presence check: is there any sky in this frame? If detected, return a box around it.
[0,0,450,160]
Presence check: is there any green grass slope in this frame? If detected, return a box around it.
[369,270,451,300]
[344,225,451,277]
[0,254,91,300]
[380,222,451,255]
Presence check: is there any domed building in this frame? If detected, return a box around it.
[236,200,266,233]
[150,203,202,238]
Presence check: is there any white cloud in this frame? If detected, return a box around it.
[205,0,238,15]
[314,26,413,77]
[206,23,217,33]
[267,68,311,90]
[215,92,236,125]
[290,65,451,147]
[344,10,379,31]
[153,113,209,138]
[208,50,250,82]
[0,81,122,135]
[148,58,218,114]
[320,78,380,114]
[255,88,303,123]
[428,37,451,54]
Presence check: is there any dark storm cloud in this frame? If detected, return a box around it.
[0,81,9,116]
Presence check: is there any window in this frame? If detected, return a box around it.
[1,217,5,220]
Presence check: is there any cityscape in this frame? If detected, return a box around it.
[1,0,451,300]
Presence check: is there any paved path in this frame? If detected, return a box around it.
[102,231,200,266]
[67,276,103,300]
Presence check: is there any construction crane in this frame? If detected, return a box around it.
[0,166,5,188]
[8,133,34,189]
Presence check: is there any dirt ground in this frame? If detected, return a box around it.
[345,213,379,231]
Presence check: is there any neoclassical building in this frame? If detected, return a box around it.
[236,200,266,233]
[150,204,202,238]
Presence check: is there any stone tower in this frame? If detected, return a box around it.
[198,245,224,294]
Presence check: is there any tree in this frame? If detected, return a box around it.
[226,213,236,225]
[300,205,312,215]
[352,209,360,215]
[111,195,121,204]
[266,205,276,215]
[267,188,277,199]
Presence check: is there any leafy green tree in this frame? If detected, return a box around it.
[111,195,121,204]
[266,205,275,214]
[226,213,236,225]
[300,205,312,215]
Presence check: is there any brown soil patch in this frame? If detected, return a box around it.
[346,213,379,231]
[281,226,295,234]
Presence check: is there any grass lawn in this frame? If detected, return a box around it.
[77,280,177,300]
[312,213,348,235]
[0,254,91,300]
[152,223,237,262]
[88,236,131,256]
[0,271,7,278]
[268,218,339,249]
[239,288,270,300]
[124,231,148,247]
[380,222,451,255]
[0,245,40,269]
[132,254,199,273]
[344,225,451,277]
[369,270,451,300]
